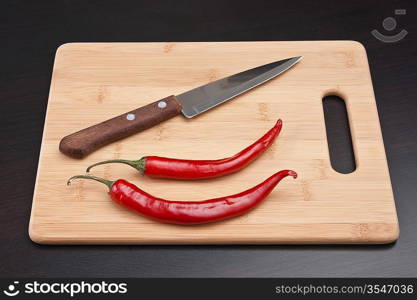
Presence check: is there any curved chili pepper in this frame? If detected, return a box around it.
[86,119,283,180]
[67,169,297,225]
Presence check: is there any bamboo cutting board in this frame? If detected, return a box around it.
[29,41,399,244]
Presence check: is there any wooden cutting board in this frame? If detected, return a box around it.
[29,41,399,244]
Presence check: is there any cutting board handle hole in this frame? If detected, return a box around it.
[322,95,356,174]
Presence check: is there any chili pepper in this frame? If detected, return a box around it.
[67,170,297,225]
[86,119,283,180]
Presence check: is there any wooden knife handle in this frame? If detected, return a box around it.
[59,95,182,158]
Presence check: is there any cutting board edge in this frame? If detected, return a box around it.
[28,221,399,245]
[54,40,369,49]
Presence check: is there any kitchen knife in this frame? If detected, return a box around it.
[59,56,302,158]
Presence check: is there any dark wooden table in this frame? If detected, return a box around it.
[1,0,416,277]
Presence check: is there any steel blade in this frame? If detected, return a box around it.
[176,56,302,118]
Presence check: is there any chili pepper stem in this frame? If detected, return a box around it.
[67,175,114,189]
[86,157,147,173]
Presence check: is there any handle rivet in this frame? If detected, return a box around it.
[158,101,167,109]
[126,113,135,121]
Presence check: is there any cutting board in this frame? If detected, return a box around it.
[29,41,399,244]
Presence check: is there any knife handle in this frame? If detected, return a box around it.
[59,95,182,158]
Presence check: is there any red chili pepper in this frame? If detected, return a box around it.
[67,170,297,225]
[86,119,283,180]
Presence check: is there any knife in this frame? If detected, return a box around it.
[59,56,302,158]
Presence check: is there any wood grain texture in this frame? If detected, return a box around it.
[29,41,399,244]
[59,95,182,158]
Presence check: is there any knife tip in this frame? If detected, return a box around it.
[293,56,303,62]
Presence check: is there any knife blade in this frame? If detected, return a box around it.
[60,57,302,158]
[178,57,302,118]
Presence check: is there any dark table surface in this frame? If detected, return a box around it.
[1,0,416,277]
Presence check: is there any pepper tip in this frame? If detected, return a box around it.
[288,170,297,179]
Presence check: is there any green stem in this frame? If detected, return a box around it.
[67,175,114,189]
[86,157,146,173]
